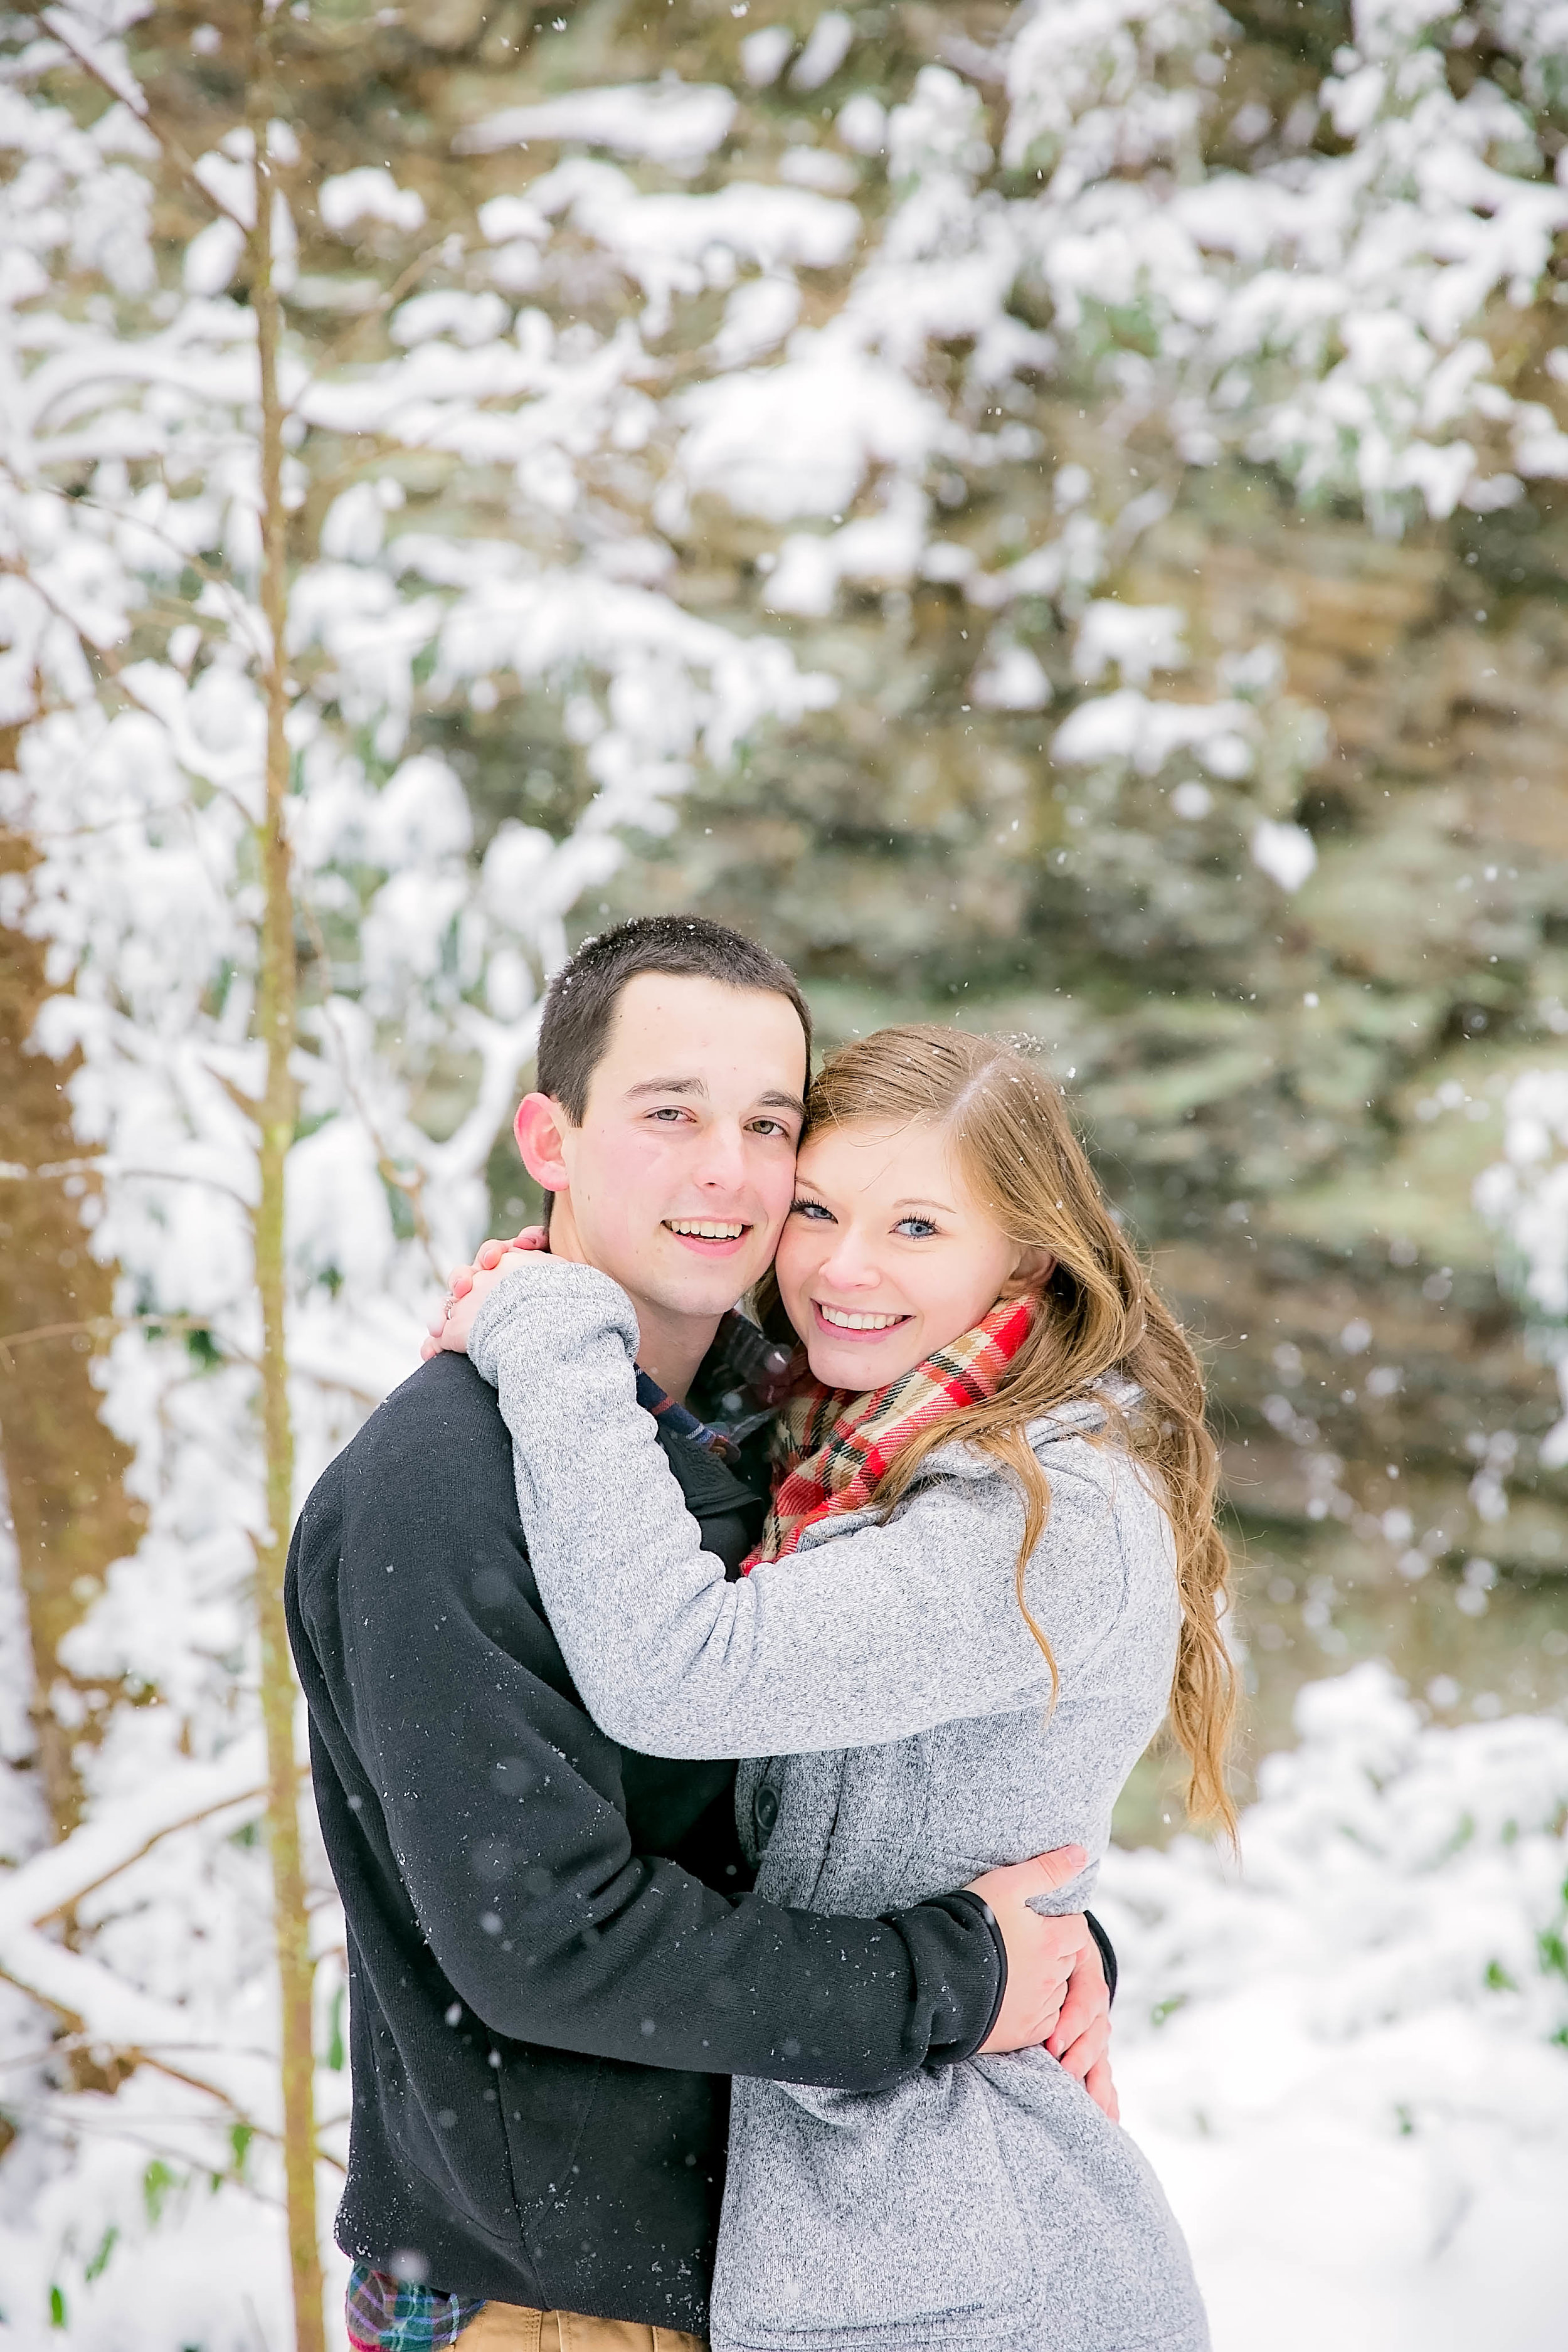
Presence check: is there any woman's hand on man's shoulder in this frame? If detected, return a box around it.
[421,1227,548,1361]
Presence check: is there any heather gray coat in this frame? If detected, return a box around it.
[469,1261,1208,2352]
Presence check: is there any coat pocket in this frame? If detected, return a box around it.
[712,2066,1034,2348]
[974,2048,1210,2352]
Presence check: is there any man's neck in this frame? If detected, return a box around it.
[545,1195,720,1405]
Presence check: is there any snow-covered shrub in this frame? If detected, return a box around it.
[1101,1664,1568,2350]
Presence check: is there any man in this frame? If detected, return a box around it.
[287,916,1115,2352]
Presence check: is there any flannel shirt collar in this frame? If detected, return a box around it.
[636,1308,797,1463]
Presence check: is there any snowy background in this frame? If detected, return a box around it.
[1,1,1565,2344]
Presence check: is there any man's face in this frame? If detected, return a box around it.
[519,973,807,1322]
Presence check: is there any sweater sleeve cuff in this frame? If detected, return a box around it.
[1085,1908,1118,2006]
[466,1280,514,1387]
[467,1256,639,1389]
[888,1888,1005,2066]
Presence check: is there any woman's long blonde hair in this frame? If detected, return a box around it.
[785,1024,1237,1834]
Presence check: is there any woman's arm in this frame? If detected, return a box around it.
[465,1256,1131,1761]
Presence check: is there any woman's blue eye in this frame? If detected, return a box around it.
[791,1197,834,1221]
[894,1217,939,1238]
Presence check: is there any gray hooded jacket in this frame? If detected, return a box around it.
[469,1261,1208,2352]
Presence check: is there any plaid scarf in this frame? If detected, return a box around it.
[746,1296,1035,1569]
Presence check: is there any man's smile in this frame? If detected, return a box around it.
[664,1217,751,1255]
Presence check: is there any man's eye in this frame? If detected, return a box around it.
[647,1106,690,1123]
[750,1118,793,1138]
[791,1197,834,1221]
[894,1217,939,1238]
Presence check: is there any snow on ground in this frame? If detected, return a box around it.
[3,1656,1563,2344]
[1100,1664,1568,2352]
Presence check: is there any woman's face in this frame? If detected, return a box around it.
[774,1116,1046,1391]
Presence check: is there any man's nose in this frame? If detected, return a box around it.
[692,1121,749,1192]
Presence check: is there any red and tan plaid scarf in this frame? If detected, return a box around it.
[744,1295,1036,1569]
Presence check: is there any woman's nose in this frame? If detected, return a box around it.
[818,1232,879,1290]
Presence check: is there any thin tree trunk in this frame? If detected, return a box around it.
[249,66,327,2352]
[0,819,142,1847]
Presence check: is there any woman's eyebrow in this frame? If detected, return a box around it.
[891,1195,956,1214]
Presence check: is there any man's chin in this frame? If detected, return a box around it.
[644,1238,772,1318]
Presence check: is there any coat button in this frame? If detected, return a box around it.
[753,1784,779,1843]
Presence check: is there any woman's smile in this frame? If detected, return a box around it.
[810,1300,914,1337]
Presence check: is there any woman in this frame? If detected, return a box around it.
[439,1026,1232,2352]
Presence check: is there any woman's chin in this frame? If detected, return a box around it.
[804,1333,924,1390]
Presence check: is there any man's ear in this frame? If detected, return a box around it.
[514,1093,572,1194]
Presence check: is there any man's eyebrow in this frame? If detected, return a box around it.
[621,1078,807,1118]
[623,1076,708,1100]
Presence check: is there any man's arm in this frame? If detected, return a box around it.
[304,1401,1066,2090]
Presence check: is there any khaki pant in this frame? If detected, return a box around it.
[457,2303,706,2352]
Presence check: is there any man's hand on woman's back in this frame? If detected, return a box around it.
[968,1850,1118,2120]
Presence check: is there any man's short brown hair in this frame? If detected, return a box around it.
[535,915,812,1123]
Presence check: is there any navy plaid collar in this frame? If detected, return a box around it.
[635,1365,741,1458]
[637,1308,797,1462]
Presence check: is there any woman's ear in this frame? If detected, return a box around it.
[1002,1245,1056,1298]
[514,1092,572,1195]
